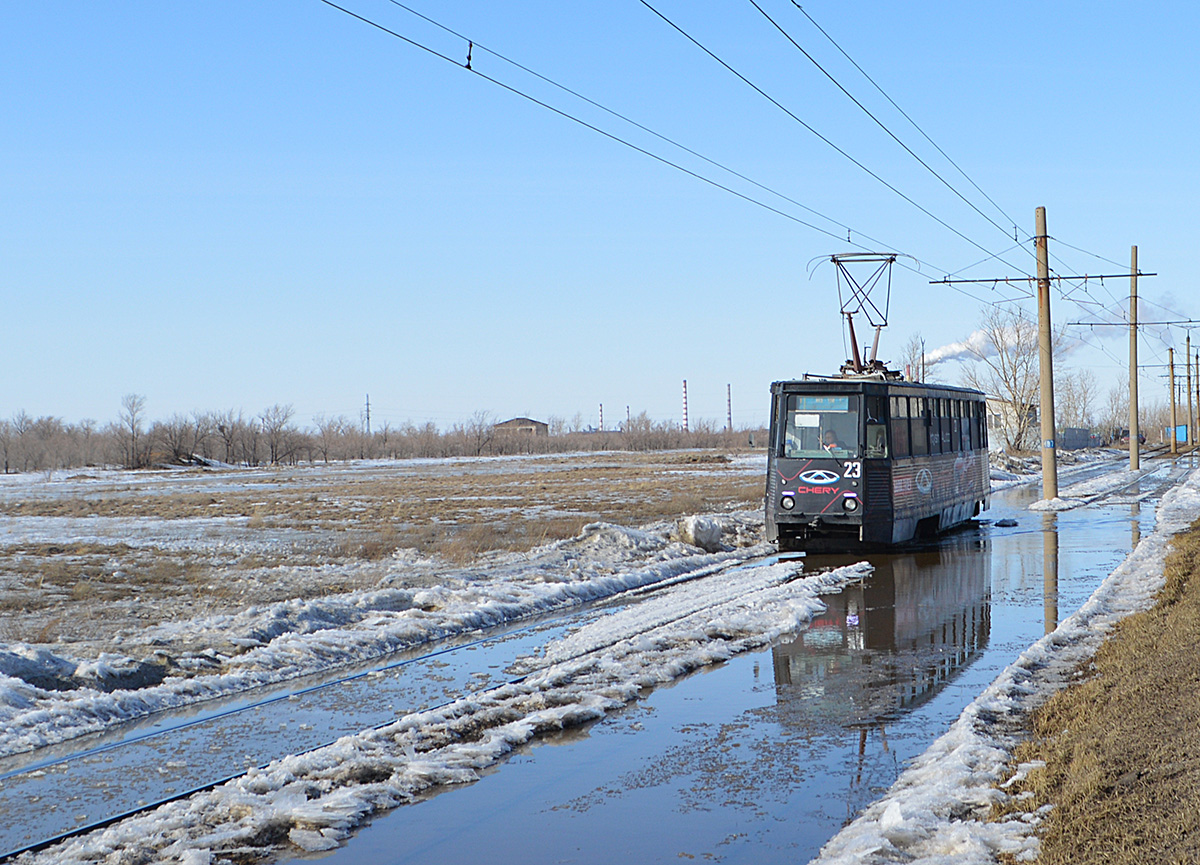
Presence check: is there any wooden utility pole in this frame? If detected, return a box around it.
[1169,348,1178,455]
[1035,207,1058,500]
[1188,334,1194,448]
[1129,246,1140,470]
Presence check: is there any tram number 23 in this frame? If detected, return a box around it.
[843,461,862,479]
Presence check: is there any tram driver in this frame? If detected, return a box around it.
[821,429,847,453]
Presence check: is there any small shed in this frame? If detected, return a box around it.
[494,417,549,437]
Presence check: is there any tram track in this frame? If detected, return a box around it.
[0,552,775,860]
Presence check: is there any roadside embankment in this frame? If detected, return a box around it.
[996,517,1200,863]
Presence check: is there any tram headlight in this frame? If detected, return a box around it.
[780,495,795,511]
[842,495,860,512]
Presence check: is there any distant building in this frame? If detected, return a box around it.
[494,417,549,437]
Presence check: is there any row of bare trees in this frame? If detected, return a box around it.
[0,397,764,474]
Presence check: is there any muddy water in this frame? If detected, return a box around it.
[313,468,1174,865]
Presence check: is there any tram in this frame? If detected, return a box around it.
[765,371,990,550]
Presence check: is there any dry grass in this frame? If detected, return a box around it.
[0,450,764,651]
[994,519,1200,863]
[0,454,761,533]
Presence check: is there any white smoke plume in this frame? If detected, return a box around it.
[922,329,995,367]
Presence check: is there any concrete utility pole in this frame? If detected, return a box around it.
[1129,246,1140,471]
[1169,348,1178,455]
[599,403,604,432]
[1035,207,1058,500]
[727,384,733,434]
[682,380,689,433]
[1188,334,1194,447]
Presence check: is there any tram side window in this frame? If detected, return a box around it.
[938,398,950,453]
[890,396,910,457]
[953,401,964,451]
[910,397,929,455]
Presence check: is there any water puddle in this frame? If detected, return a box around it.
[308,468,1173,864]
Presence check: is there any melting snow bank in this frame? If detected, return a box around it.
[0,517,767,758]
[22,559,871,864]
[812,466,1200,865]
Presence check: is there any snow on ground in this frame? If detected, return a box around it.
[810,464,1200,865]
[17,558,872,864]
[0,515,766,757]
[988,448,1123,493]
[1029,464,1158,512]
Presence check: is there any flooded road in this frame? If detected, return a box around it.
[312,462,1182,865]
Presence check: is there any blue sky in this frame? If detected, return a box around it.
[3,2,1197,430]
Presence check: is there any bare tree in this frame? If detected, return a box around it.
[0,419,11,474]
[118,394,147,468]
[260,404,296,466]
[464,410,496,456]
[313,414,350,463]
[958,306,1064,452]
[897,331,928,382]
[1056,369,1098,430]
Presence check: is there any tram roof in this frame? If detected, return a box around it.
[770,375,984,399]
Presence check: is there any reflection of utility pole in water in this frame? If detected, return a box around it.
[1042,512,1059,635]
[1131,495,1142,551]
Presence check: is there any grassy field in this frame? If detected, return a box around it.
[995,518,1200,863]
[0,450,765,653]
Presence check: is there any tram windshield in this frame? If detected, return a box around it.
[783,395,859,458]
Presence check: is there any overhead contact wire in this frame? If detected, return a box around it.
[316,0,879,248]
[749,0,1019,246]
[385,0,898,250]
[636,0,1034,279]
[788,1,1020,237]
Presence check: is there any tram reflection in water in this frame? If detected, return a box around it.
[771,536,991,730]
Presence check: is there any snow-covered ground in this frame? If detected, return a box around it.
[0,515,767,758]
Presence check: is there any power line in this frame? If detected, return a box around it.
[787,1,1020,237]
[635,0,1034,277]
[316,0,866,246]
[322,1,1086,334]
[748,0,1020,246]
[381,0,895,251]
[324,0,1000,292]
